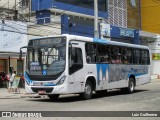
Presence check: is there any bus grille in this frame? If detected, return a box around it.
[31,87,53,93]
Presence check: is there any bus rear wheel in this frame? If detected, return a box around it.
[48,94,60,101]
[121,78,135,94]
[127,78,135,93]
[80,81,93,100]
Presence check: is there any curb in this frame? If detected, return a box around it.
[21,95,41,98]
[20,93,42,98]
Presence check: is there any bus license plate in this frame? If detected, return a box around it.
[38,90,46,94]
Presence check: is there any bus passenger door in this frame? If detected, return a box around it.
[68,42,85,93]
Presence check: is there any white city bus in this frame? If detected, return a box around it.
[20,34,151,100]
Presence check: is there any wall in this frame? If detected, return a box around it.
[148,39,160,75]
[141,0,160,34]
[28,13,61,38]
[31,0,108,18]
[61,15,94,37]
[0,20,27,52]
[0,0,19,9]
[10,59,17,73]
[61,15,140,44]
[127,0,141,29]
[0,60,6,72]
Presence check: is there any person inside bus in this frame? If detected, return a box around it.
[111,47,122,64]
[112,53,122,64]
[122,48,129,64]
[100,55,110,63]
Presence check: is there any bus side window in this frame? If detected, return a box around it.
[122,48,128,64]
[111,46,122,64]
[122,48,133,64]
[69,47,83,75]
[142,50,150,65]
[85,43,97,64]
[127,48,133,64]
[97,45,110,63]
[133,49,140,64]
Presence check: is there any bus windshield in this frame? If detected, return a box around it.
[26,37,66,76]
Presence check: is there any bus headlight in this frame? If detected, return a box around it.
[57,76,66,85]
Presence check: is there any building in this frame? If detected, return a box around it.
[140,0,160,76]
[0,0,27,75]
[141,0,160,34]
[0,0,18,20]
[28,0,141,45]
[18,0,61,39]
[1,0,160,76]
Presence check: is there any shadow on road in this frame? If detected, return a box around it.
[26,89,149,103]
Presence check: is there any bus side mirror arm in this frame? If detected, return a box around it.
[19,46,28,60]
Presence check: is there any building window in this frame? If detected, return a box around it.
[36,10,51,24]
[22,0,29,7]
[106,0,127,28]
[130,0,136,7]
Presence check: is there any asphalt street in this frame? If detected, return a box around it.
[0,79,160,120]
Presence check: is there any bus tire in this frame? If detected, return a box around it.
[127,78,135,94]
[48,94,60,101]
[121,78,135,94]
[80,81,93,100]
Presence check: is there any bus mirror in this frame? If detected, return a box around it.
[19,50,22,60]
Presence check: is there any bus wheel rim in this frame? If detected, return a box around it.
[129,81,134,91]
[85,84,91,95]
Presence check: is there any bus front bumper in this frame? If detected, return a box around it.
[25,84,70,95]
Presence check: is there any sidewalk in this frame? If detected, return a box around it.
[0,88,42,99]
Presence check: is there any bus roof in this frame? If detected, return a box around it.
[29,34,149,50]
[72,35,149,50]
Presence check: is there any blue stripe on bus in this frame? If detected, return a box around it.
[96,64,109,85]
[24,72,56,86]
[44,84,56,86]
[128,73,148,78]
[93,38,108,44]
[24,72,32,84]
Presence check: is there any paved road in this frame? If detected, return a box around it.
[0,79,160,120]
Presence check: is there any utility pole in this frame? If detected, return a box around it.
[94,0,99,38]
[29,0,31,21]
[14,0,17,20]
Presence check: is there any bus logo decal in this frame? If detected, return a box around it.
[96,64,109,85]
[42,70,47,75]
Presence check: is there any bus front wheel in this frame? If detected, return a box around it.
[48,94,60,101]
[80,81,93,100]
